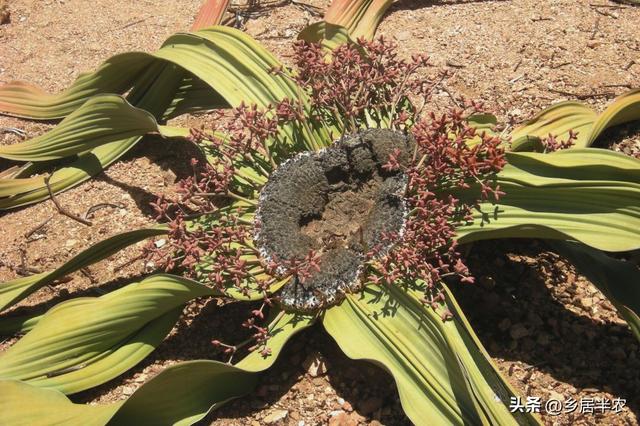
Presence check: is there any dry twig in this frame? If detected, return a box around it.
[603,83,633,88]
[118,17,150,30]
[590,16,601,39]
[24,216,54,240]
[440,85,462,108]
[513,58,523,72]
[593,8,619,18]
[84,202,126,220]
[446,60,465,69]
[0,127,26,138]
[548,88,615,100]
[44,175,92,226]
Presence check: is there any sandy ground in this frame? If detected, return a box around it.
[1,0,639,425]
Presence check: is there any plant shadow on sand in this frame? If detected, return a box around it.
[452,239,640,420]
[96,135,208,219]
[392,0,510,12]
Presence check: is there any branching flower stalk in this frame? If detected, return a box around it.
[370,110,505,312]
[541,129,578,152]
[276,38,436,136]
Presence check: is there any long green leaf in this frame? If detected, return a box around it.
[110,310,314,425]
[0,0,232,121]
[0,227,167,313]
[510,102,597,150]
[0,61,184,209]
[467,113,499,137]
[0,310,313,426]
[156,26,329,151]
[298,22,354,51]
[323,0,394,40]
[456,149,640,252]
[510,89,640,150]
[323,284,540,426]
[0,53,154,120]
[0,312,42,335]
[0,27,328,209]
[0,380,122,426]
[163,74,228,120]
[0,274,215,394]
[0,95,159,161]
[587,89,640,145]
[157,28,306,117]
[0,138,141,209]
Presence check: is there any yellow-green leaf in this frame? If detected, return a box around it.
[298,22,355,51]
[0,274,215,394]
[0,310,314,426]
[0,0,232,121]
[0,95,159,161]
[323,284,540,426]
[587,89,640,146]
[0,380,121,426]
[323,0,394,40]
[0,27,329,209]
[510,89,640,150]
[0,63,183,209]
[510,101,597,150]
[0,53,154,120]
[456,149,640,252]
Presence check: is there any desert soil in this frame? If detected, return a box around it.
[1,0,640,425]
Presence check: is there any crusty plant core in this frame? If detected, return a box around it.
[255,129,414,312]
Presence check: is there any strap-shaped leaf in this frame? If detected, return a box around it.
[110,310,314,425]
[510,102,597,150]
[0,380,122,426]
[467,113,499,137]
[11,26,303,147]
[0,60,184,209]
[163,75,228,120]
[501,148,640,179]
[323,284,540,425]
[587,88,640,145]
[553,241,640,341]
[323,0,394,40]
[156,27,301,111]
[0,227,167,313]
[456,149,640,252]
[298,22,355,51]
[0,53,154,120]
[111,361,259,426]
[26,307,182,394]
[0,95,159,161]
[191,0,230,31]
[0,274,215,394]
[0,310,314,426]
[0,138,140,209]
[510,89,640,150]
[0,312,41,335]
